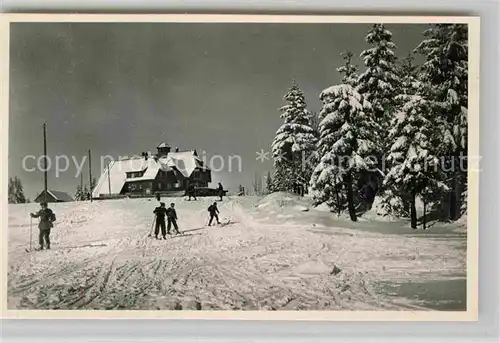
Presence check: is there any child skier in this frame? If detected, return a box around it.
[153,202,168,239]
[166,203,181,235]
[30,202,56,250]
[207,202,221,226]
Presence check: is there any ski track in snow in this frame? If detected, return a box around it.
[7,195,466,311]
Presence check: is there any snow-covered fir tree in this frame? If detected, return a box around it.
[357,24,400,151]
[271,81,318,194]
[377,53,421,217]
[8,177,27,204]
[265,171,274,194]
[416,24,468,220]
[383,85,448,229]
[75,184,84,201]
[337,51,359,87]
[311,53,380,221]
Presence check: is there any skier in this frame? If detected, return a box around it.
[207,202,221,226]
[156,192,161,202]
[238,185,245,196]
[187,184,197,201]
[30,202,56,250]
[153,202,168,239]
[166,203,181,235]
[217,182,224,201]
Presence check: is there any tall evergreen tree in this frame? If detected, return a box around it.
[357,24,400,151]
[311,53,380,221]
[383,74,448,228]
[378,53,420,217]
[271,81,318,194]
[8,177,27,204]
[75,184,84,201]
[416,24,468,220]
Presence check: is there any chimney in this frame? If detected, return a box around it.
[157,142,171,157]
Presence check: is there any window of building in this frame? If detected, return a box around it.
[126,168,147,179]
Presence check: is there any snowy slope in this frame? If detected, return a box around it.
[7,194,466,311]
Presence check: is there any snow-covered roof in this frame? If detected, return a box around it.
[35,190,74,202]
[159,150,207,178]
[157,142,171,148]
[92,150,209,198]
[48,190,75,202]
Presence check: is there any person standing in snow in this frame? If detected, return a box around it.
[207,202,221,226]
[187,184,197,201]
[166,203,181,235]
[30,202,56,250]
[217,182,224,201]
[153,202,168,239]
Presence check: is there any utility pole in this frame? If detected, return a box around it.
[107,162,111,195]
[80,171,83,200]
[43,123,48,202]
[88,149,93,202]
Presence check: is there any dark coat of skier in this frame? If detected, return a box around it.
[30,202,56,250]
[187,184,197,201]
[166,203,181,234]
[153,202,168,239]
[207,202,221,226]
[217,182,224,201]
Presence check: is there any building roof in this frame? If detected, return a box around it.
[35,190,74,202]
[157,142,171,148]
[92,150,209,198]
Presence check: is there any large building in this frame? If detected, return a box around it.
[92,143,211,199]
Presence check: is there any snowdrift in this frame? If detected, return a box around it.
[7,196,466,311]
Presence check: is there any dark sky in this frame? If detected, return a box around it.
[9,22,428,199]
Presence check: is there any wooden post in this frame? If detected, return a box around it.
[88,149,93,202]
[80,171,83,200]
[43,123,48,202]
[107,162,112,196]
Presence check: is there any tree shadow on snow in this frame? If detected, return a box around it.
[170,233,203,239]
[181,227,207,234]
[56,243,108,250]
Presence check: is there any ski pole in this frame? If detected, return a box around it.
[148,216,156,237]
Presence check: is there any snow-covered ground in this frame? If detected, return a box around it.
[7,193,466,311]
